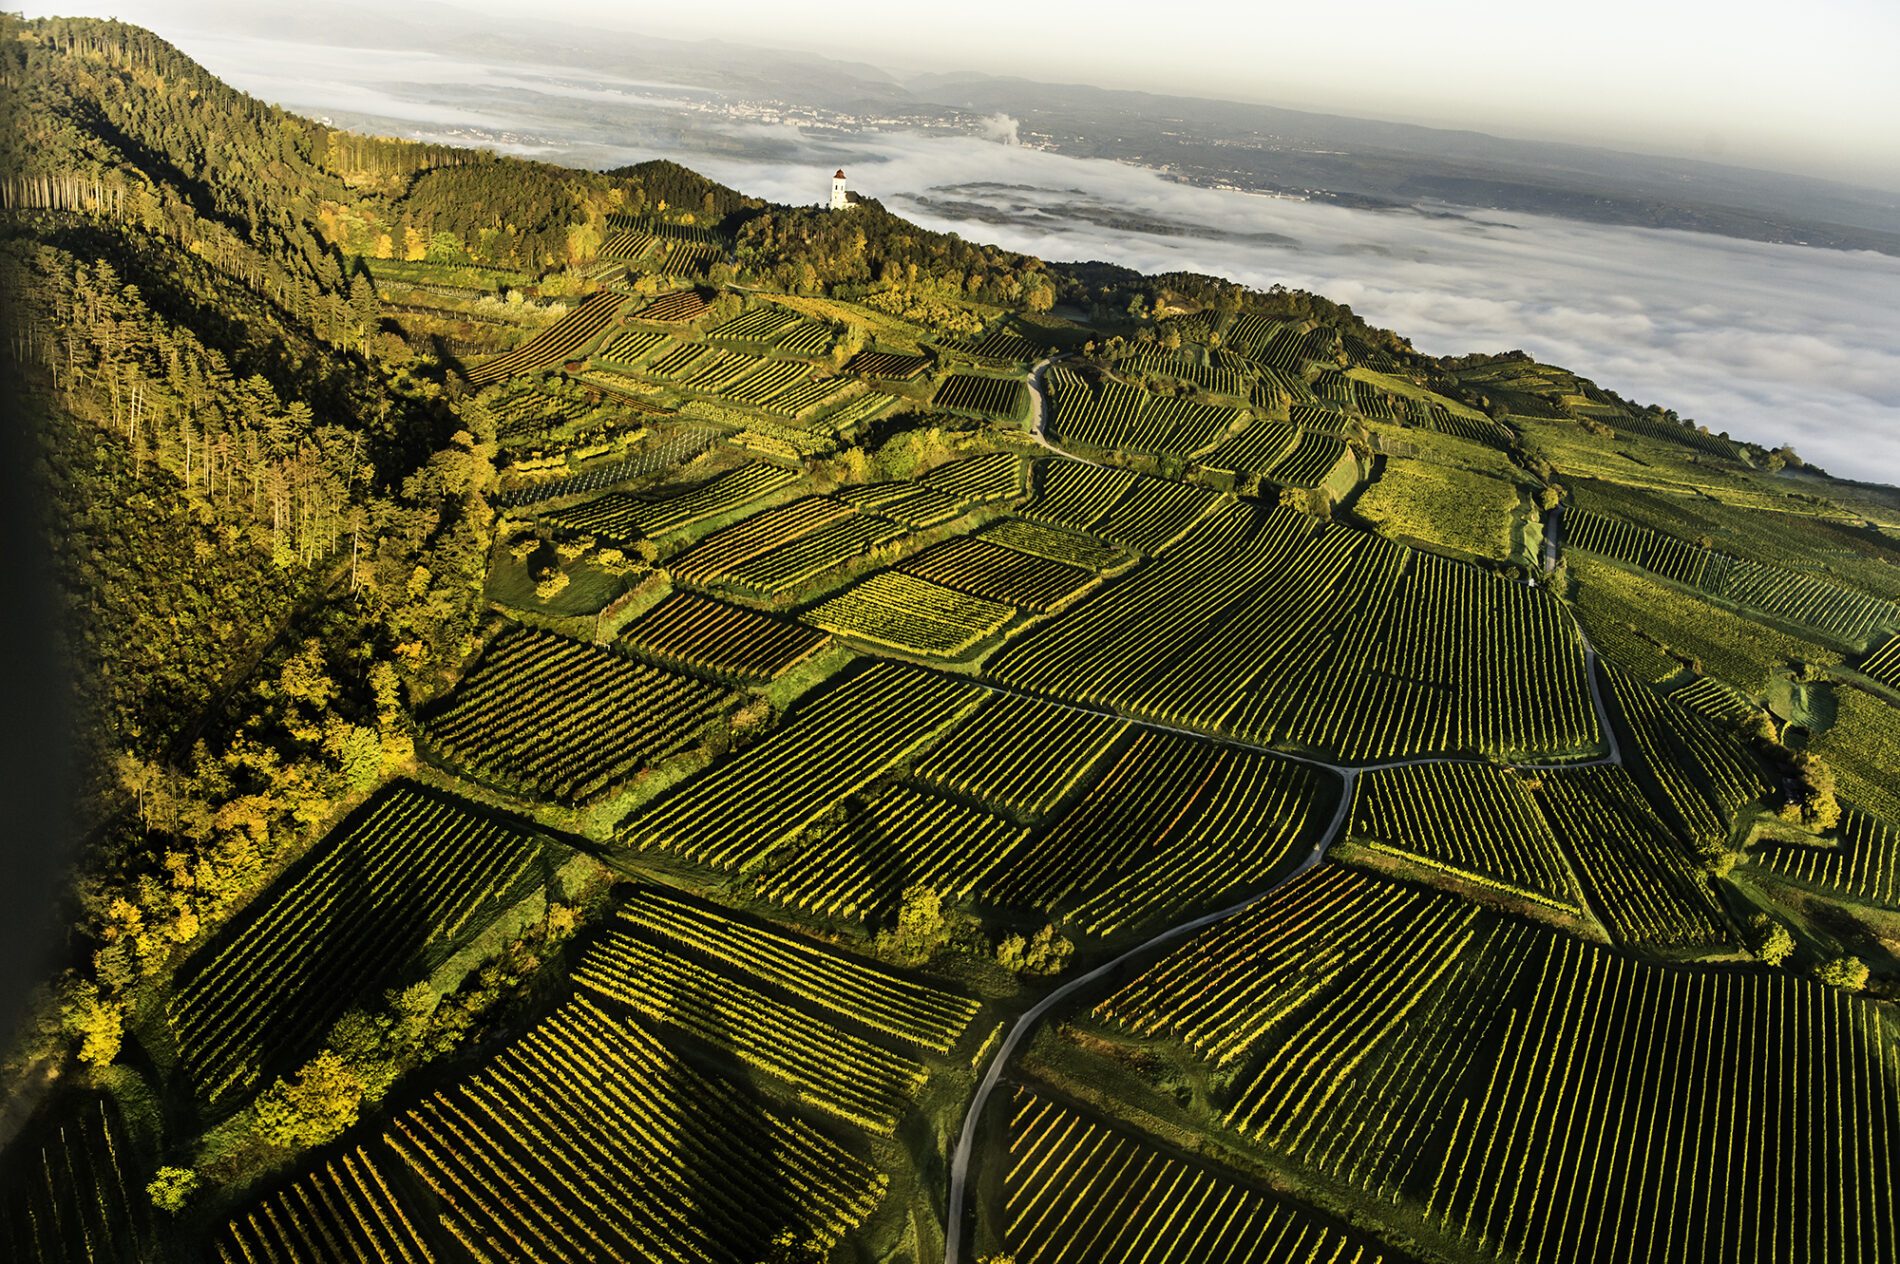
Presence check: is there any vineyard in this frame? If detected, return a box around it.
[1100,865,1900,1264]
[1045,368,1238,456]
[619,590,830,683]
[170,786,546,1101]
[898,536,1096,610]
[837,480,963,528]
[1118,347,1251,396]
[983,729,1323,936]
[574,932,930,1133]
[1566,508,1900,642]
[494,427,716,509]
[1348,763,1584,912]
[1003,1091,1387,1264]
[1536,767,1731,950]
[389,996,888,1261]
[0,1099,151,1264]
[1024,460,1222,553]
[990,511,1602,763]
[540,460,797,542]
[920,451,1026,503]
[664,496,915,595]
[612,887,982,1050]
[1806,684,1900,824]
[911,690,1127,820]
[719,514,909,597]
[465,291,629,385]
[755,784,1027,922]
[629,289,712,322]
[938,328,1047,364]
[933,373,1029,420]
[1861,633,1900,690]
[705,303,832,355]
[29,43,1900,1264]
[620,661,983,867]
[218,1145,433,1264]
[422,626,731,801]
[980,518,1123,569]
[806,570,1017,657]
[843,349,931,379]
[1754,809,1900,907]
[1200,418,1298,478]
[1263,429,1353,488]
[1602,663,1772,839]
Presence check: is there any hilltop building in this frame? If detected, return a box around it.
[829,169,861,211]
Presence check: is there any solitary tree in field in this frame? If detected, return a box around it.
[147,1166,200,1215]
[1747,913,1794,966]
[1815,955,1870,992]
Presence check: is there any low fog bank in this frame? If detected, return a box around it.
[169,30,1900,485]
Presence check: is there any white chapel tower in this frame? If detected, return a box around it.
[829,169,850,211]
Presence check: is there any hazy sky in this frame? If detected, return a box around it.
[474,0,1897,187]
[28,0,1900,189]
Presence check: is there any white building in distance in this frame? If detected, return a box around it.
[829,169,859,211]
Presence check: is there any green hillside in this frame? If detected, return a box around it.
[4,15,1900,1264]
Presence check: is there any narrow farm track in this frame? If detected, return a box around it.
[940,635,1625,1261]
[941,774,1355,1264]
[1023,354,1104,467]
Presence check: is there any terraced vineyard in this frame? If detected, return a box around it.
[1004,1091,1387,1264]
[933,373,1028,419]
[389,997,887,1260]
[619,590,830,682]
[912,691,1127,820]
[170,786,546,1101]
[755,784,1027,922]
[423,625,731,800]
[621,661,983,867]
[806,570,1016,657]
[465,291,628,385]
[541,460,797,541]
[1101,865,1900,1264]
[1348,762,1584,912]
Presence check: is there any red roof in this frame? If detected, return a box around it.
[834,169,846,179]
